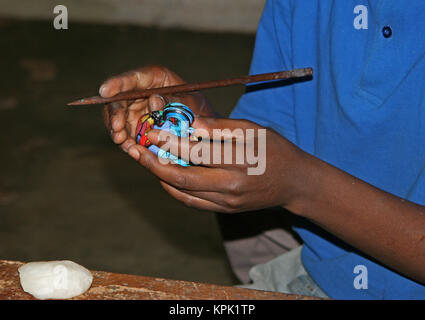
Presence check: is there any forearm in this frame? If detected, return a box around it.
[288,152,425,284]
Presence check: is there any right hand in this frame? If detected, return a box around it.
[100,65,216,152]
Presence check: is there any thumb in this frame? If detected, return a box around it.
[147,94,167,112]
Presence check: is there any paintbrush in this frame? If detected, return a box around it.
[67,67,313,106]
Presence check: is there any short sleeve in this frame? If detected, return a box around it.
[230,0,296,143]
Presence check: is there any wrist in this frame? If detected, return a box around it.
[283,150,324,218]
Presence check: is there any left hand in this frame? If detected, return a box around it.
[100,65,216,153]
[126,117,310,213]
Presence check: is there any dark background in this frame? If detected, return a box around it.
[0,18,255,285]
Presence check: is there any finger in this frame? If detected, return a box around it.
[147,94,167,112]
[99,71,141,98]
[111,128,128,145]
[146,129,247,168]
[119,136,137,153]
[180,189,240,209]
[127,144,232,192]
[159,181,232,213]
[99,77,125,98]
[104,102,128,144]
[99,66,171,99]
[107,102,127,132]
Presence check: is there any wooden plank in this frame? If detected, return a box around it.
[0,260,320,300]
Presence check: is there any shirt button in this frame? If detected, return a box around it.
[382,26,392,38]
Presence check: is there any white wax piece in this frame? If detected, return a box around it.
[18,260,93,300]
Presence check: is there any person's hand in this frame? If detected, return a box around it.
[100,65,216,153]
[126,117,311,214]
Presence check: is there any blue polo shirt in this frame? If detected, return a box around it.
[230,0,425,299]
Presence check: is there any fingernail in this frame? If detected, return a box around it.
[99,84,106,96]
[151,94,166,110]
[129,147,140,160]
[156,94,166,104]
[123,142,135,153]
[112,119,119,130]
